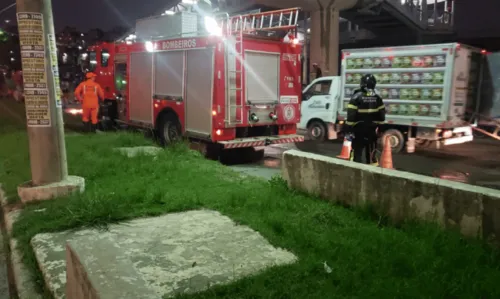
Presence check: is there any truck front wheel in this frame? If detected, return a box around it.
[307,120,326,141]
[158,113,182,146]
[379,129,405,153]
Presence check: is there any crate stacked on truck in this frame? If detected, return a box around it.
[84,7,304,150]
[299,43,492,153]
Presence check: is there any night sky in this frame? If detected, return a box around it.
[0,0,173,31]
[0,0,499,37]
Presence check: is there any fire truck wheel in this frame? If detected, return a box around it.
[158,114,182,146]
[307,120,327,141]
[379,129,405,153]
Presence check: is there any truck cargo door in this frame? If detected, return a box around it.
[245,51,279,104]
[185,48,215,138]
[129,52,153,123]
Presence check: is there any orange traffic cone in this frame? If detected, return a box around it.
[380,135,394,169]
[337,137,352,160]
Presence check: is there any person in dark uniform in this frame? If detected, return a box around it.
[312,63,322,79]
[345,74,386,165]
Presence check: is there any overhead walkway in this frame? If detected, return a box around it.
[340,0,455,36]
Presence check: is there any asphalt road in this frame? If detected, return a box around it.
[230,138,500,190]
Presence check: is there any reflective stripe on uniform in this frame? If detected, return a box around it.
[358,105,385,113]
[347,104,358,110]
[83,85,97,95]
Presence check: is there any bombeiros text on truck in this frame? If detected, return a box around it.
[300,43,500,153]
[81,7,304,154]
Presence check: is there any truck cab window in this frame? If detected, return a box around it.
[303,79,332,100]
[101,50,110,67]
[89,51,97,72]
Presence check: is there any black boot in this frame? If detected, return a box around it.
[91,124,97,133]
[83,122,91,133]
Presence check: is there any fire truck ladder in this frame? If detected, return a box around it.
[227,7,301,33]
[220,8,301,125]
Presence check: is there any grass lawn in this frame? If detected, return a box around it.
[2,100,500,298]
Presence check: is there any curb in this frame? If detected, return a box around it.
[0,184,42,299]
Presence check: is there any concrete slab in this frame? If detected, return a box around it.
[18,175,85,203]
[114,146,162,158]
[31,210,297,299]
[230,165,280,180]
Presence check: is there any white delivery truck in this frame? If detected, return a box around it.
[299,43,487,153]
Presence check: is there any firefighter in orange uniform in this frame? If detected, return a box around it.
[74,72,104,133]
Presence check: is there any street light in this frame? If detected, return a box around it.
[204,16,222,36]
[145,41,156,52]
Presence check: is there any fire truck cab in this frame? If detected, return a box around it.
[86,8,304,151]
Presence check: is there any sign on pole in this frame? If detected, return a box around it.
[17,12,51,126]
[47,33,62,107]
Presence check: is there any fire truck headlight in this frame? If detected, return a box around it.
[204,16,222,36]
[145,41,155,52]
[292,38,299,45]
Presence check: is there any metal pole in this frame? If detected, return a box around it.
[450,0,455,27]
[303,13,309,85]
[16,0,68,186]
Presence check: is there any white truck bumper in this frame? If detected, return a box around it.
[443,135,474,145]
[443,126,474,145]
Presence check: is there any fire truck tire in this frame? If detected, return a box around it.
[379,129,405,153]
[157,113,182,146]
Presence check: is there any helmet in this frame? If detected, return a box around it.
[86,72,97,79]
[360,74,376,89]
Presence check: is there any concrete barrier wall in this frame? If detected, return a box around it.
[66,243,99,299]
[282,150,500,242]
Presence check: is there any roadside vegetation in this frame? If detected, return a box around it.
[1,98,500,298]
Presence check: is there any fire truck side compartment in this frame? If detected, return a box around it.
[129,52,153,123]
[154,51,184,100]
[245,51,280,105]
[244,50,281,125]
[185,48,215,138]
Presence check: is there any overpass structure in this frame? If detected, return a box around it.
[216,0,455,78]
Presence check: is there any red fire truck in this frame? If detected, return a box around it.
[85,8,304,153]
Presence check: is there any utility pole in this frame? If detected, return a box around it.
[16,0,68,186]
